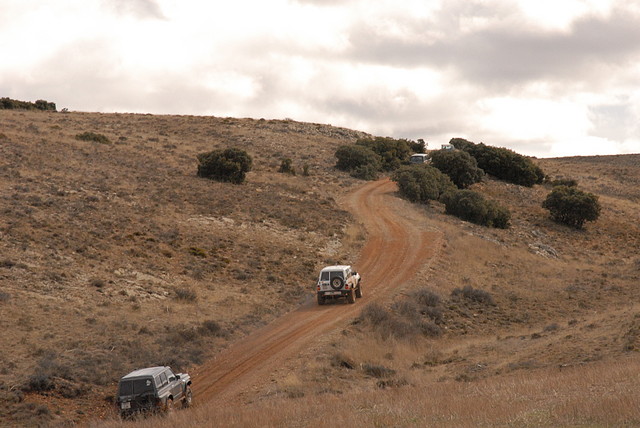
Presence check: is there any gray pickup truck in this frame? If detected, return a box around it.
[116,366,192,418]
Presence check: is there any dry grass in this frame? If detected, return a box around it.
[0,110,367,425]
[96,355,640,427]
[2,109,640,427]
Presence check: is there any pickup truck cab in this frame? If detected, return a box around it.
[316,265,362,305]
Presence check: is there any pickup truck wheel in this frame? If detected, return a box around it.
[330,277,344,290]
[347,289,356,304]
[182,387,193,408]
[317,294,325,305]
[355,283,363,298]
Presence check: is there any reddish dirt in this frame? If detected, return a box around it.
[192,178,442,403]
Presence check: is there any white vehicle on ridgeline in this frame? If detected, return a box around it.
[316,265,362,305]
[409,153,430,164]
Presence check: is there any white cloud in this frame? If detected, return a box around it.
[1,0,639,157]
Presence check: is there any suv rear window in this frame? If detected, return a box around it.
[118,378,155,396]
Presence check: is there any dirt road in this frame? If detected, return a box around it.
[192,178,441,402]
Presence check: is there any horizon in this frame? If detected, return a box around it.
[2,0,640,158]
[8,102,640,160]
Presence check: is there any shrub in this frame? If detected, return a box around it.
[34,99,57,111]
[331,353,355,369]
[0,259,15,268]
[302,164,310,176]
[356,137,413,171]
[335,144,381,176]
[392,165,456,204]
[197,148,252,184]
[75,132,111,144]
[362,364,396,378]
[418,320,443,337]
[25,374,53,392]
[429,149,484,188]
[189,247,207,257]
[175,288,197,302]
[89,279,105,288]
[359,303,391,326]
[441,190,510,228]
[542,185,601,229]
[412,138,427,153]
[450,138,544,186]
[198,320,226,337]
[451,285,495,305]
[550,178,578,187]
[411,288,441,308]
[278,158,296,175]
[350,164,379,180]
[0,97,56,111]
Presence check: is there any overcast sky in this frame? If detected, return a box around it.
[2,0,640,157]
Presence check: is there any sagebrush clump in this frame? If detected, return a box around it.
[451,285,495,306]
[75,132,111,144]
[278,158,296,175]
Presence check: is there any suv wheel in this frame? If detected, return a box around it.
[355,283,363,298]
[317,294,325,305]
[182,387,193,408]
[347,289,356,304]
[330,277,344,290]
[165,398,174,414]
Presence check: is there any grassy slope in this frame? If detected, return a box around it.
[2,110,640,427]
[0,110,367,425]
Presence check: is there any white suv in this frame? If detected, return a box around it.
[316,265,362,305]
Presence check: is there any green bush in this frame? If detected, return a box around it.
[75,132,111,144]
[350,164,379,180]
[450,138,544,187]
[441,189,511,228]
[429,149,484,188]
[34,99,57,111]
[278,158,296,175]
[542,185,601,229]
[412,138,427,153]
[197,148,253,184]
[356,137,413,171]
[392,165,455,204]
[0,97,56,111]
[335,145,381,179]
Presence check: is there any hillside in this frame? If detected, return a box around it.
[1,110,640,427]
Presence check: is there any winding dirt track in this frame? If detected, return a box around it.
[192,178,441,403]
